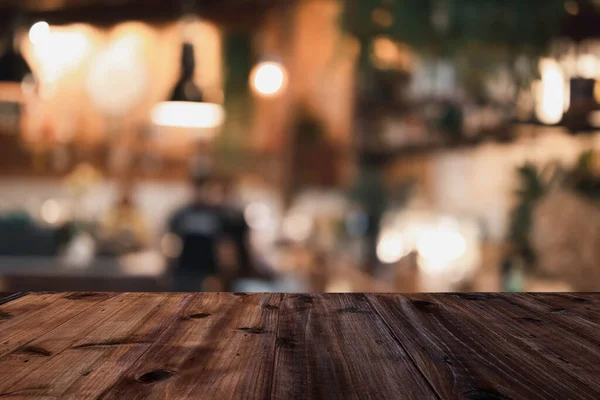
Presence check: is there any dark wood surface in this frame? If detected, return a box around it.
[0,293,598,399]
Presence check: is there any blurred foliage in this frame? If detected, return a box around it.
[344,0,565,53]
[343,0,565,101]
[510,150,600,264]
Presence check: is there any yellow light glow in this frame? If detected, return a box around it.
[29,21,50,45]
[33,29,90,85]
[594,80,600,103]
[250,61,287,97]
[151,101,225,129]
[416,228,466,263]
[376,231,405,264]
[282,211,313,242]
[577,54,598,79]
[41,199,62,225]
[535,59,565,125]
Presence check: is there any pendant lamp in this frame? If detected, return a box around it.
[0,23,32,83]
[151,40,225,135]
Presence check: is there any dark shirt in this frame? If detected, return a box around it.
[168,203,225,276]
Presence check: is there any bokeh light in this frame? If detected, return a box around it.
[250,61,287,96]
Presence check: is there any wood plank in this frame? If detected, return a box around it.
[0,292,191,399]
[528,293,600,323]
[493,293,600,349]
[434,293,600,391]
[367,293,599,400]
[0,293,115,357]
[99,292,283,400]
[271,293,437,399]
[62,293,193,399]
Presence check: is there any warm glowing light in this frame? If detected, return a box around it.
[250,61,287,96]
[594,80,600,103]
[282,211,313,242]
[86,34,147,116]
[29,21,50,45]
[376,231,405,264]
[535,59,565,125]
[244,202,274,232]
[41,199,62,225]
[151,101,225,129]
[33,30,90,86]
[416,228,466,263]
[577,54,598,79]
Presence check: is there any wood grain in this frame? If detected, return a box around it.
[367,293,600,400]
[0,292,598,399]
[271,293,437,399]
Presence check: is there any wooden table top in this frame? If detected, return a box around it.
[0,292,598,399]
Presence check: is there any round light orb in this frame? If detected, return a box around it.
[376,231,405,264]
[416,228,466,263]
[29,21,50,45]
[250,61,287,97]
[151,101,225,129]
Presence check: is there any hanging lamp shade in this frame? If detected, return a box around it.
[0,36,32,83]
[151,42,225,132]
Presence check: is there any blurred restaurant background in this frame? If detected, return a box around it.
[1,0,600,293]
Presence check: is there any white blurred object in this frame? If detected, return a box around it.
[32,29,90,89]
[29,22,50,45]
[63,232,96,268]
[378,210,481,291]
[376,230,405,264]
[40,198,64,225]
[250,61,287,97]
[282,209,314,242]
[86,35,147,116]
[535,59,565,125]
[244,202,276,232]
[151,101,224,130]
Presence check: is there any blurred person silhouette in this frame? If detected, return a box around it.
[167,160,227,292]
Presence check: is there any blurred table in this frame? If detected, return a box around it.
[0,292,597,398]
[0,252,168,292]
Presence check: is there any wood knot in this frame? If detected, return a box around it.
[550,308,567,314]
[137,369,175,384]
[233,292,248,296]
[64,293,105,300]
[454,293,489,301]
[0,310,12,320]
[515,317,543,324]
[411,300,436,312]
[276,337,297,349]
[238,327,266,334]
[569,296,592,303]
[263,304,279,310]
[188,313,211,319]
[16,346,51,357]
[337,306,369,314]
[295,295,313,303]
[463,388,508,400]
